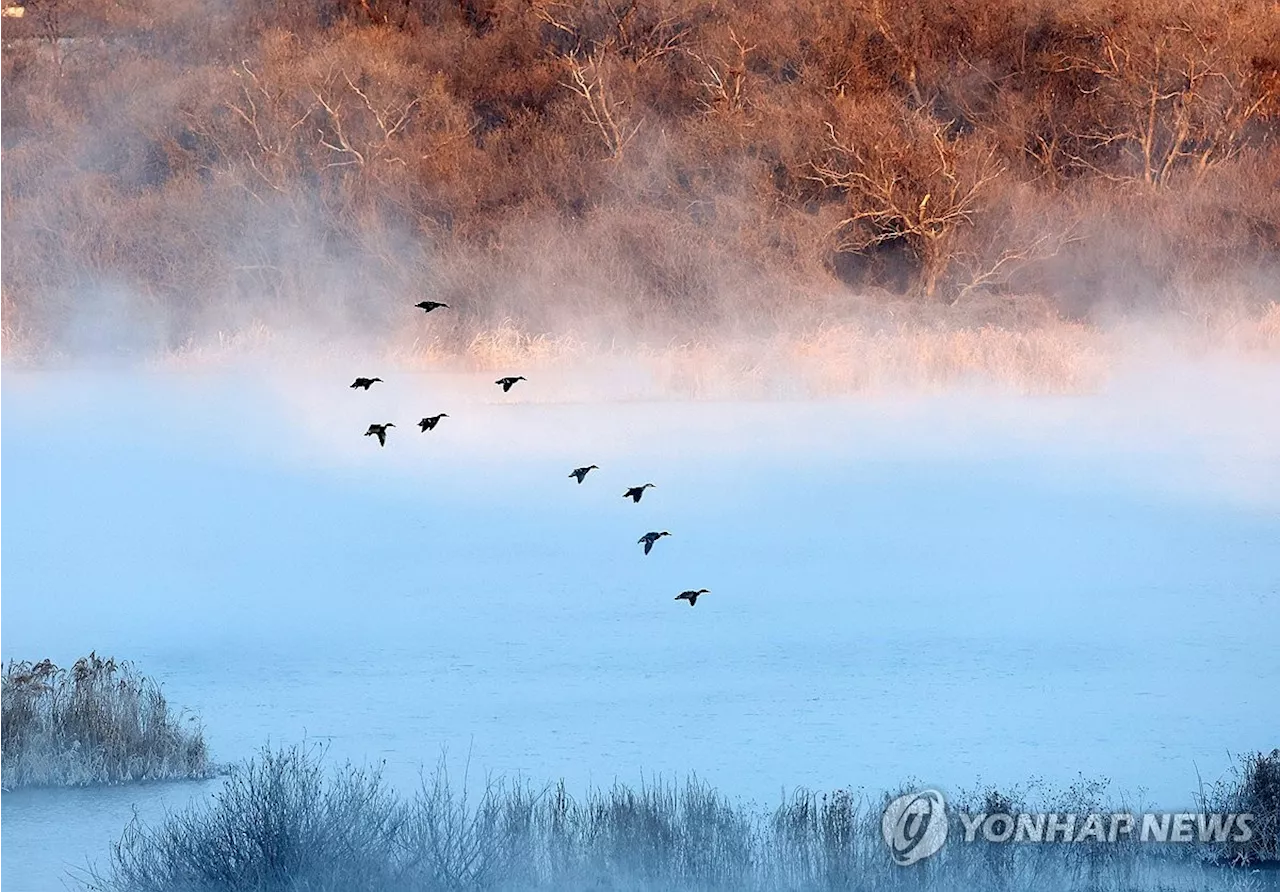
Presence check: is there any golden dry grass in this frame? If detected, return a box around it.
[1256,303,1280,349]
[389,320,1109,397]
[152,321,277,369]
[381,302,1278,398]
[1219,301,1280,353]
[784,323,1108,395]
[0,289,40,366]
[15,303,1280,400]
[461,322,590,371]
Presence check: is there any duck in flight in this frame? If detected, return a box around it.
[495,376,526,393]
[415,301,449,313]
[364,423,395,446]
[418,414,448,432]
[569,465,598,484]
[623,483,655,503]
[350,377,382,390]
[639,531,670,555]
[675,589,710,607]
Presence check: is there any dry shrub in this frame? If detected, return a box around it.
[1200,749,1280,867]
[94,743,1261,892]
[2,0,1279,359]
[815,97,1009,300]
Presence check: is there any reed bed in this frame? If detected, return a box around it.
[385,318,1111,398]
[1198,748,1280,867]
[136,302,1280,399]
[92,744,1276,892]
[1,653,211,789]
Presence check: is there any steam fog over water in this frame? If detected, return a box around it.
[2,356,1278,885]
[5,0,1279,882]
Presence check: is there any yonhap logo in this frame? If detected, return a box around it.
[880,788,1258,866]
[881,790,949,865]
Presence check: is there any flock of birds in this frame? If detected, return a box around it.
[350,301,712,608]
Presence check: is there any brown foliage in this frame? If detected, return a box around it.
[2,0,1278,353]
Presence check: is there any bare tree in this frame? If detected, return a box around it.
[812,112,1005,299]
[533,0,689,64]
[561,49,642,160]
[952,222,1080,305]
[1050,14,1270,188]
[219,60,314,205]
[311,69,421,169]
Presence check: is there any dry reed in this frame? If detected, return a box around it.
[1,653,211,789]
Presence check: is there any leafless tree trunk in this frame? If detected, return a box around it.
[812,117,1004,299]
[1052,22,1267,188]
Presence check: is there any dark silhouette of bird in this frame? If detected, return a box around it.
[675,589,710,607]
[418,414,448,432]
[350,377,383,390]
[364,423,395,446]
[569,465,599,484]
[639,531,671,555]
[623,483,655,503]
[415,301,449,313]
[496,376,526,393]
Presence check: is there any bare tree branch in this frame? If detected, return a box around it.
[561,49,642,160]
[811,117,1005,298]
[686,28,755,113]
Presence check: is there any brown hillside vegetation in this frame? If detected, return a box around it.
[2,0,1279,359]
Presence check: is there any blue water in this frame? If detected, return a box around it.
[2,365,1277,888]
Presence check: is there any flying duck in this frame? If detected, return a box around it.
[364,423,395,446]
[639,531,671,555]
[675,589,710,607]
[623,484,655,503]
[569,465,599,484]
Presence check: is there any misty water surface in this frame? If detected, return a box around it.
[2,360,1277,886]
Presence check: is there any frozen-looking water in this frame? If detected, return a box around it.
[2,359,1278,887]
